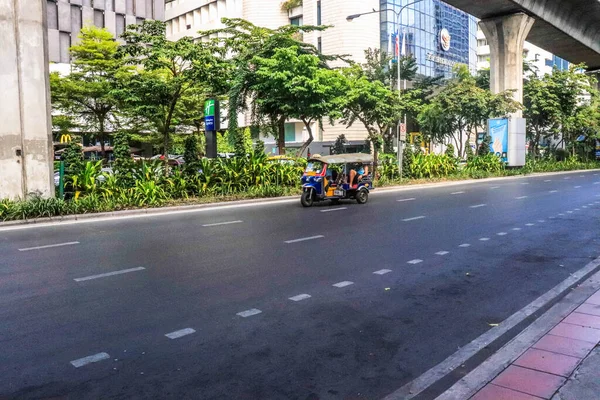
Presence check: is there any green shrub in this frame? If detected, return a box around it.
[402,146,415,179]
[410,154,457,179]
[465,154,504,176]
[445,143,456,158]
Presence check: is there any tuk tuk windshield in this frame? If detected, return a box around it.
[305,161,324,174]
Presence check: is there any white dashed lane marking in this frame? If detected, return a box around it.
[373,269,392,275]
[403,216,426,222]
[544,180,552,182]
[564,177,571,180]
[407,259,423,265]
[549,190,558,193]
[512,228,522,231]
[19,241,80,252]
[497,232,507,236]
[515,196,528,199]
[165,328,196,339]
[490,186,500,189]
[479,238,490,241]
[202,220,243,227]
[451,191,465,195]
[332,281,354,288]
[470,204,486,209]
[575,186,582,189]
[320,207,347,213]
[525,223,535,226]
[538,220,545,223]
[459,244,471,248]
[285,235,324,244]
[435,251,450,256]
[289,294,312,301]
[237,309,262,318]
[521,182,530,185]
[397,198,416,202]
[70,352,110,368]
[74,267,145,282]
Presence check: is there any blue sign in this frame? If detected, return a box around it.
[489,118,508,162]
[205,115,216,131]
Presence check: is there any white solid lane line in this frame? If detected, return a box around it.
[435,251,450,256]
[332,281,354,288]
[407,259,423,265]
[285,235,324,244]
[479,238,490,241]
[459,244,471,248]
[289,294,312,301]
[70,352,110,368]
[165,328,196,339]
[403,216,426,222]
[202,220,243,227]
[397,198,416,202]
[19,241,80,252]
[451,191,465,195]
[74,267,145,282]
[237,309,262,318]
[373,269,392,275]
[470,204,486,208]
[515,196,528,199]
[320,207,348,213]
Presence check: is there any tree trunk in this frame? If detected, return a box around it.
[277,116,286,155]
[99,117,106,160]
[298,117,314,157]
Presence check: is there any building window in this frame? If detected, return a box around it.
[317,37,322,53]
[47,0,58,30]
[290,16,302,26]
[317,0,321,26]
[284,123,296,142]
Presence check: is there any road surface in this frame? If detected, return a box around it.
[1,171,600,399]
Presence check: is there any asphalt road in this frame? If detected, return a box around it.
[1,171,600,400]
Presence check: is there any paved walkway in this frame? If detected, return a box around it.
[470,290,600,400]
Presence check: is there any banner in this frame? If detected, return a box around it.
[489,118,508,162]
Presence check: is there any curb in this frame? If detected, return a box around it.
[1,168,598,229]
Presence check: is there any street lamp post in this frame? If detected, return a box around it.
[347,0,423,178]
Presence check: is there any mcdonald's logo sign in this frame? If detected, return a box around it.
[60,134,72,143]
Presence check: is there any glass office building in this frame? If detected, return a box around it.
[380,0,477,78]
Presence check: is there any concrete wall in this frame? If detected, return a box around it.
[0,0,54,199]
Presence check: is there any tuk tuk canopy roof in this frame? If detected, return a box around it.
[308,153,374,164]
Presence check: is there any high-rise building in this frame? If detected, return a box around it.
[46,0,165,68]
[380,0,478,78]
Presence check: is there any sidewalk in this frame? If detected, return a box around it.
[470,290,600,400]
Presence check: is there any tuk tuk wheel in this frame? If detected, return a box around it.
[301,190,314,207]
[356,189,369,204]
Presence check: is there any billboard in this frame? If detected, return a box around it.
[488,118,509,162]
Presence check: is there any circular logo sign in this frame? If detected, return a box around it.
[440,29,451,51]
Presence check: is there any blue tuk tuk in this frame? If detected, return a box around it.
[300,154,374,207]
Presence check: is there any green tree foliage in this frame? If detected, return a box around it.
[116,20,228,157]
[206,18,331,155]
[183,135,200,164]
[251,46,347,156]
[445,143,456,158]
[332,134,348,155]
[62,142,84,176]
[523,74,561,157]
[478,134,491,156]
[362,48,417,88]
[418,65,520,159]
[50,26,129,158]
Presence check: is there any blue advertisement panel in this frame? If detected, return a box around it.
[489,119,508,162]
[205,115,215,131]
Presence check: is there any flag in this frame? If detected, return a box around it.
[395,33,400,57]
[388,32,393,68]
[401,31,407,57]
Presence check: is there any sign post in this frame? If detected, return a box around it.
[204,99,220,158]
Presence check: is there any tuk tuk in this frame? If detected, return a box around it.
[300,154,374,207]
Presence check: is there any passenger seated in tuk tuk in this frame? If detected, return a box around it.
[349,164,368,187]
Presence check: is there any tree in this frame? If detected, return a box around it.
[523,74,561,157]
[207,18,331,155]
[50,26,128,159]
[183,135,199,164]
[418,65,520,158]
[251,46,347,156]
[116,20,228,157]
[362,48,417,88]
[332,134,348,155]
[341,65,402,169]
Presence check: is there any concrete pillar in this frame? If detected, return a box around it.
[0,0,54,200]
[479,12,535,117]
